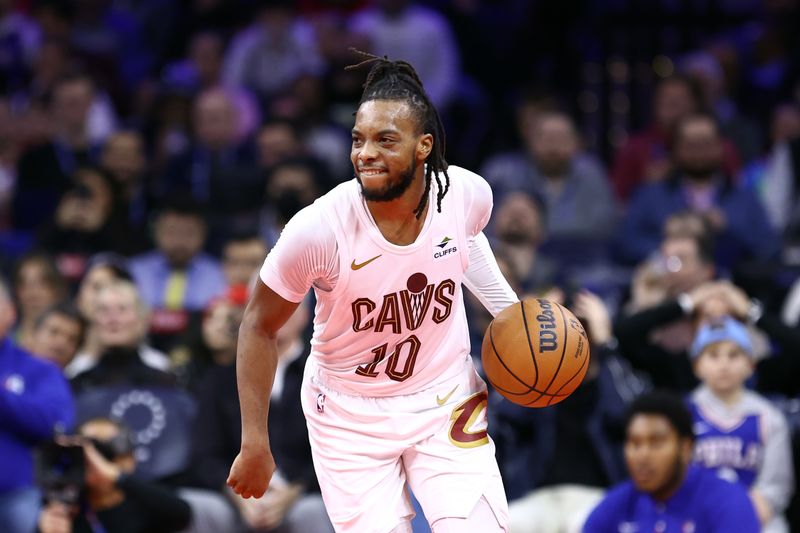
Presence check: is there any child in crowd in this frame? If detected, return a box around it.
[689,316,795,533]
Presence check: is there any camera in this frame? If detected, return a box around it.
[36,441,85,506]
[36,430,134,505]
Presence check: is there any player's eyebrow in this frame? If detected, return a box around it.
[351,128,400,136]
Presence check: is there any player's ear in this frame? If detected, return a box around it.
[417,134,433,161]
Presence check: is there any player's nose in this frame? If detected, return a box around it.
[357,140,378,162]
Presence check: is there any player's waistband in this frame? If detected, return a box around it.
[304,352,475,400]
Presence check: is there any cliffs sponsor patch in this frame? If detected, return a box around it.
[433,236,457,262]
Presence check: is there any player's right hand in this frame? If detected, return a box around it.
[227,445,276,499]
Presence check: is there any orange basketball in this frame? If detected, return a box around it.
[481,298,591,408]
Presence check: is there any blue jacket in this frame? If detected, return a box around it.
[490,350,649,500]
[0,338,75,491]
[615,176,778,269]
[583,465,760,532]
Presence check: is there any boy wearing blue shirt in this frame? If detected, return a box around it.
[583,391,759,532]
[689,316,794,532]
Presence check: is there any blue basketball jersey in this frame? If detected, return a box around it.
[690,399,763,487]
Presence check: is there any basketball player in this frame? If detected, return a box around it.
[226,52,518,532]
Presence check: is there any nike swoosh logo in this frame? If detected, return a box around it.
[351,254,382,270]
[436,385,459,406]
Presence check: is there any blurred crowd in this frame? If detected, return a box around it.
[0,0,800,532]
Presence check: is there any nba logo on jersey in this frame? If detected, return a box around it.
[316,393,326,414]
[433,235,458,262]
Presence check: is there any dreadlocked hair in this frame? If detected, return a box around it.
[346,48,450,219]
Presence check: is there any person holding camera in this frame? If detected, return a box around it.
[37,417,191,533]
[0,276,75,533]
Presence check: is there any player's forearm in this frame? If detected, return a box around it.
[237,319,278,449]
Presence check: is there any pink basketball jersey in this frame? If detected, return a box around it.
[261,165,492,396]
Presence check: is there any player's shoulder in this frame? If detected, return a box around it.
[313,179,358,211]
[447,165,492,197]
[280,180,356,243]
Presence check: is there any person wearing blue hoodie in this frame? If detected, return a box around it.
[0,276,75,533]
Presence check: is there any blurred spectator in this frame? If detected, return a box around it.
[754,104,800,248]
[489,192,557,296]
[163,31,226,93]
[19,38,120,146]
[616,226,718,391]
[222,0,323,102]
[680,50,763,164]
[260,157,324,247]
[481,111,616,241]
[616,113,778,269]
[0,0,41,94]
[221,232,267,290]
[69,0,152,110]
[163,30,262,142]
[496,290,649,533]
[268,74,351,181]
[13,72,102,230]
[30,0,72,41]
[11,251,67,350]
[255,118,305,170]
[349,0,460,110]
[0,275,74,533]
[583,390,760,532]
[192,300,333,532]
[688,317,794,533]
[99,130,154,254]
[626,226,716,314]
[618,264,800,395]
[610,75,741,202]
[29,302,86,371]
[171,291,245,392]
[36,165,120,282]
[69,279,173,394]
[68,253,133,377]
[128,198,226,348]
[37,417,191,533]
[161,87,262,251]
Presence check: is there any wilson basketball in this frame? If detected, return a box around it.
[481,298,591,407]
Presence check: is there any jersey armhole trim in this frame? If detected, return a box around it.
[260,261,308,303]
[318,200,350,301]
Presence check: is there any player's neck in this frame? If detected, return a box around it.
[365,173,429,245]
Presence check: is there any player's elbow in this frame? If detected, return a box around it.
[239,309,279,341]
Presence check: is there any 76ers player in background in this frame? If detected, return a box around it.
[227,51,518,532]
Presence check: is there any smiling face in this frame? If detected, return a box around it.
[625,414,692,500]
[350,99,432,203]
[95,283,146,349]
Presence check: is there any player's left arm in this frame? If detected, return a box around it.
[463,232,518,317]
[751,407,795,522]
[460,168,519,316]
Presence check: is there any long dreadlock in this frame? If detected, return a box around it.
[346,48,450,219]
